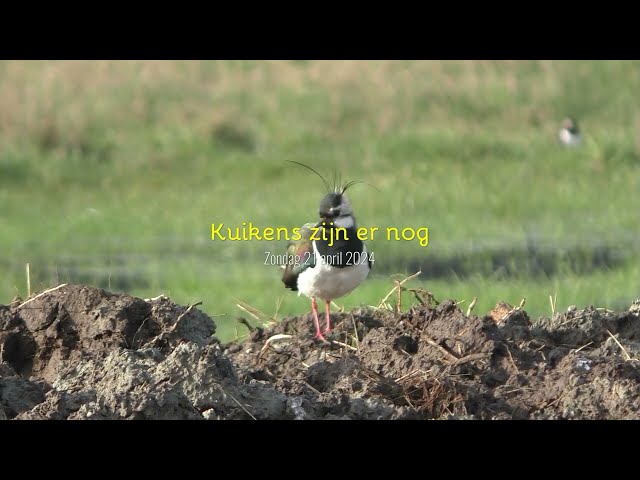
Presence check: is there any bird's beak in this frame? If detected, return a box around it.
[319,209,334,223]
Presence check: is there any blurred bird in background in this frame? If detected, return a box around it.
[559,117,582,147]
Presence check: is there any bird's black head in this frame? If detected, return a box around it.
[286,160,373,224]
[319,192,352,222]
[563,117,579,134]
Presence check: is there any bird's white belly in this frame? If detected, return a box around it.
[297,258,370,301]
[559,129,581,146]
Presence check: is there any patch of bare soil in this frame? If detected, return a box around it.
[2,284,639,419]
[0,285,284,419]
[227,300,640,419]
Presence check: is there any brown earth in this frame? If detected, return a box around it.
[1,284,639,419]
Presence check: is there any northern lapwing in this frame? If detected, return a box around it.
[559,117,582,147]
[282,163,372,341]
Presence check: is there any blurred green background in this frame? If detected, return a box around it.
[2,60,640,341]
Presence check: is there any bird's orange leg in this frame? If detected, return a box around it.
[312,297,325,340]
[324,300,332,334]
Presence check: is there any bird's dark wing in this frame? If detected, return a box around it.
[282,223,316,291]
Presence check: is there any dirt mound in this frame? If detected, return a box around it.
[0,285,285,419]
[2,285,640,419]
[226,300,640,419]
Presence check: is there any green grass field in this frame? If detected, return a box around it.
[2,60,640,341]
